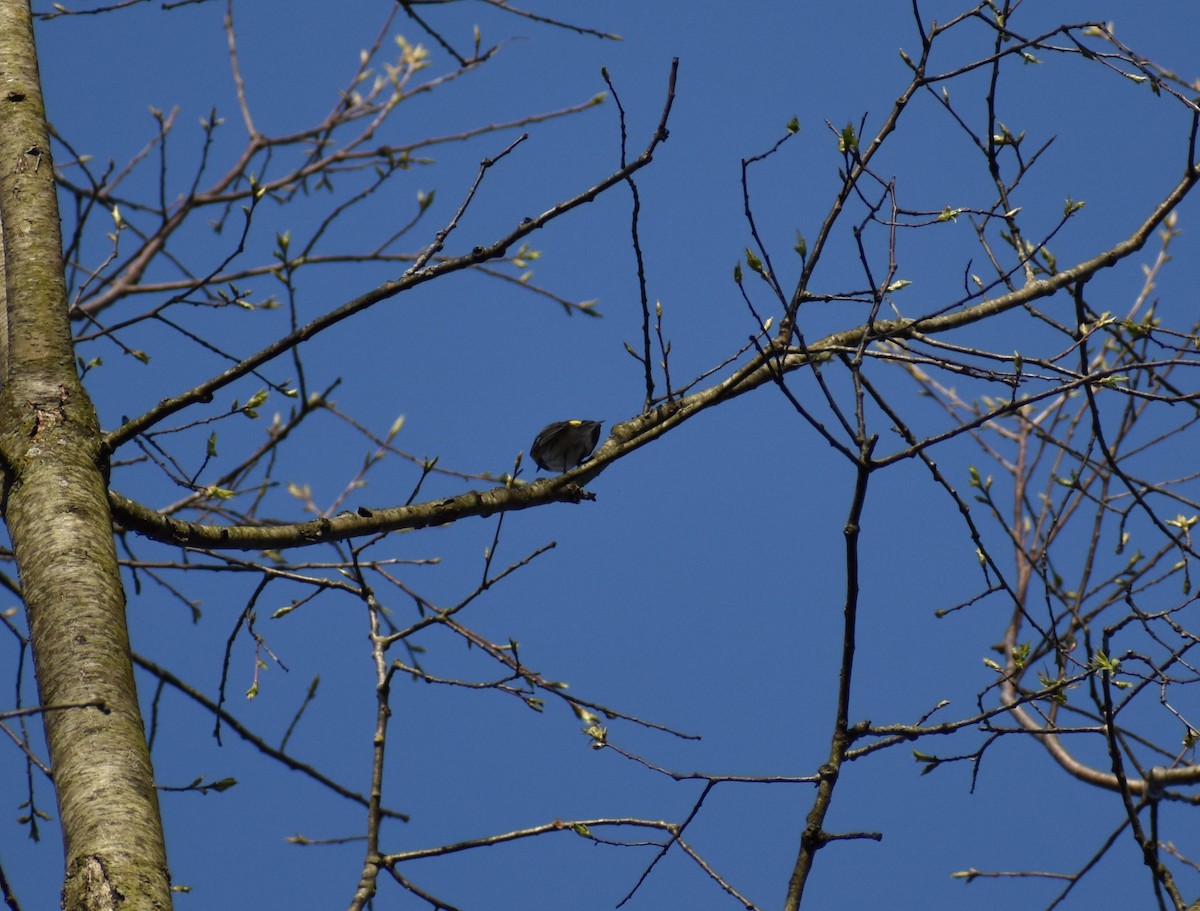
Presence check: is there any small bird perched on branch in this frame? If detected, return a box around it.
[530,420,602,473]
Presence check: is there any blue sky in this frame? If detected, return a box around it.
[5,1,1200,909]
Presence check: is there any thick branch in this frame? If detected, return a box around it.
[108,155,1198,553]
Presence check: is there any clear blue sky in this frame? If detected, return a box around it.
[5,1,1199,909]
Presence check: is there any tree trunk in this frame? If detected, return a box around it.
[0,2,171,908]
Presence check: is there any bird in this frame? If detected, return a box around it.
[529,420,602,473]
